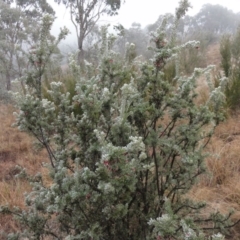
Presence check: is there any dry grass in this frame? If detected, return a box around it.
[205,43,221,66]
[0,103,48,235]
[183,43,240,237]
[188,114,240,239]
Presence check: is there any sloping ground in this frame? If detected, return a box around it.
[191,43,240,237]
[205,43,221,67]
[189,114,240,239]
[0,103,48,235]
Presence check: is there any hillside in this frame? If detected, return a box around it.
[0,104,48,235]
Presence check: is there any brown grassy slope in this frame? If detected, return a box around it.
[0,104,48,235]
[205,43,221,66]
[190,43,240,238]
[187,114,240,239]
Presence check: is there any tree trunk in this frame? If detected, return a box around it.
[6,72,11,91]
[78,48,85,65]
[77,34,85,68]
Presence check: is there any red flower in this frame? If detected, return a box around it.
[86,193,91,199]
[103,160,109,166]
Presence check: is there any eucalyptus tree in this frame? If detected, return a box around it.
[0,1,24,90]
[55,0,123,64]
[0,0,54,90]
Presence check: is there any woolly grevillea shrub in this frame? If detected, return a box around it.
[0,2,233,240]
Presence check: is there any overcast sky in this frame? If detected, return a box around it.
[51,0,240,47]
[101,0,240,28]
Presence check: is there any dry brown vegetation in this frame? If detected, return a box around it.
[0,104,48,235]
[189,112,240,238]
[205,43,221,66]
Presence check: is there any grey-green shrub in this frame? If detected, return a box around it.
[0,3,234,240]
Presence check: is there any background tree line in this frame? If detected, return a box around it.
[1,1,240,95]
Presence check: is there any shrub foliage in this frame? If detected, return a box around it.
[0,3,234,240]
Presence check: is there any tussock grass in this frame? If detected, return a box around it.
[189,114,240,239]
[0,103,48,234]
[205,43,221,66]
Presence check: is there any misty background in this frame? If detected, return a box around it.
[51,0,240,49]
